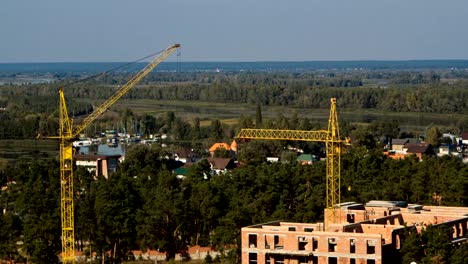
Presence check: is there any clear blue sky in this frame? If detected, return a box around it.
[1,0,468,62]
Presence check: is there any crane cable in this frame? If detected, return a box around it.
[60,48,167,89]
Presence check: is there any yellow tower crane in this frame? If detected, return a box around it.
[55,44,180,263]
[235,98,350,226]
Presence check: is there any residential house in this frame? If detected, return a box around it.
[462,132,468,145]
[209,140,238,158]
[296,154,317,165]
[75,154,122,179]
[206,157,236,175]
[390,138,409,152]
[404,143,434,160]
[437,144,458,157]
[174,147,200,163]
[209,143,231,156]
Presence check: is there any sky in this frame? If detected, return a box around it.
[1,0,468,62]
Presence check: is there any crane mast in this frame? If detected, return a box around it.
[58,44,180,263]
[235,98,349,226]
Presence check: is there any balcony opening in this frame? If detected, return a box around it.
[249,253,257,264]
[350,239,356,253]
[274,255,284,264]
[265,254,270,264]
[312,256,318,264]
[328,238,337,252]
[298,256,308,264]
[249,234,257,248]
[312,237,318,251]
[298,236,307,250]
[274,235,283,249]
[347,213,355,223]
[367,240,375,254]
[265,235,270,249]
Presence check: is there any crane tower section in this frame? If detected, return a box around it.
[235,98,349,225]
[58,44,180,263]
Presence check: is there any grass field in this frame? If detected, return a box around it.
[114,99,464,133]
[1,99,463,164]
[0,139,58,164]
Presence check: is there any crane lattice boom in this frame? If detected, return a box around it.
[58,44,180,263]
[235,98,349,226]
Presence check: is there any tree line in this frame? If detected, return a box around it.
[1,143,467,263]
[1,71,468,115]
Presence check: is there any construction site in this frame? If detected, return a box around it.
[1,51,466,263]
[234,101,468,263]
[241,202,468,264]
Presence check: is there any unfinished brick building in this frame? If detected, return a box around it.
[241,201,468,264]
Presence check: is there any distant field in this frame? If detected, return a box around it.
[111,99,463,133]
[0,139,58,164]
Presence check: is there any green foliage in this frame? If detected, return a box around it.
[342,152,468,206]
[94,172,140,262]
[450,242,468,264]
[205,253,213,264]
[213,148,230,158]
[420,225,453,263]
[426,126,442,146]
[400,227,424,264]
[255,104,262,127]
[0,212,22,261]
[400,225,467,264]
[210,120,224,140]
[16,160,61,264]
[2,71,468,141]
[0,143,467,263]
[1,70,468,263]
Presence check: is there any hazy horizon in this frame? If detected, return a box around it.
[2,0,468,63]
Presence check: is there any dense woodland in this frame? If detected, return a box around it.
[1,71,468,139]
[1,145,467,263]
[1,70,468,263]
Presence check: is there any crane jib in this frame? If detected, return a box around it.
[58,43,180,264]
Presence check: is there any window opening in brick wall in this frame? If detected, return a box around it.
[288,227,296,231]
[350,239,356,253]
[298,256,308,264]
[328,257,337,264]
[328,238,337,252]
[298,236,307,250]
[265,235,270,249]
[367,259,375,264]
[312,237,318,251]
[312,256,318,264]
[249,253,257,264]
[347,213,355,223]
[274,255,284,264]
[304,227,314,232]
[249,234,257,248]
[350,259,356,264]
[274,235,283,249]
[265,254,270,264]
[367,240,375,254]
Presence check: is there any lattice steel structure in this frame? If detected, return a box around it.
[56,44,180,263]
[235,98,350,224]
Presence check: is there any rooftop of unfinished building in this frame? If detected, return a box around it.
[244,200,468,233]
